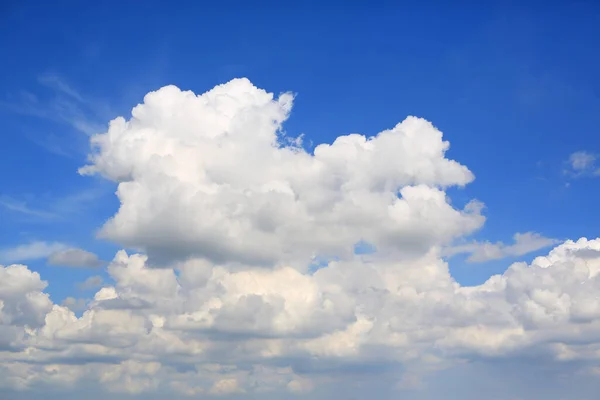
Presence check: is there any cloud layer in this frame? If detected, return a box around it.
[2,238,600,397]
[1,79,598,398]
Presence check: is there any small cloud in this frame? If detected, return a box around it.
[77,275,104,291]
[61,297,88,312]
[446,232,559,263]
[0,196,57,219]
[0,241,67,264]
[48,248,104,268]
[569,151,596,171]
[564,151,600,178]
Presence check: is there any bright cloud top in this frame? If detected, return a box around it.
[1,79,599,397]
[80,78,481,267]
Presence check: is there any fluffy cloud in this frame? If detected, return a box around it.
[1,79,598,399]
[0,264,52,351]
[79,78,481,267]
[47,248,103,268]
[2,238,600,397]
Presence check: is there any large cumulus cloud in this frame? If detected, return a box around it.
[79,78,481,266]
[2,79,599,398]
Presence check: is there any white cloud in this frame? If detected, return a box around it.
[447,232,559,262]
[0,241,67,264]
[570,151,596,171]
[0,263,52,351]
[1,237,600,397]
[1,79,598,399]
[79,78,481,267]
[47,248,103,268]
[565,151,600,177]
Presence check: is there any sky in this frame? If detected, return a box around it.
[1,1,600,399]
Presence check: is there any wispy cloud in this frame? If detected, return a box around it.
[51,185,109,216]
[37,73,85,103]
[25,131,77,158]
[446,232,559,263]
[0,241,67,264]
[1,184,111,222]
[1,73,113,157]
[564,151,600,178]
[0,196,58,219]
[3,86,104,136]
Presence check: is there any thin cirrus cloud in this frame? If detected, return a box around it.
[1,79,599,399]
[0,186,111,223]
[0,196,58,220]
[446,231,560,262]
[1,74,113,161]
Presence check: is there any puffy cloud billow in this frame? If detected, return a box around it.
[79,78,481,267]
[2,79,599,398]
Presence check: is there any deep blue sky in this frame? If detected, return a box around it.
[1,1,599,301]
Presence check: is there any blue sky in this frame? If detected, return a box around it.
[1,2,600,399]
